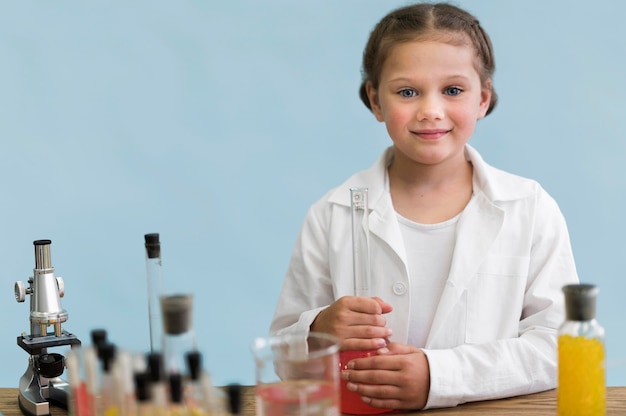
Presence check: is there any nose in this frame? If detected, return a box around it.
[416,94,444,121]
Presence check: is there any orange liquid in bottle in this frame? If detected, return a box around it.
[339,350,392,415]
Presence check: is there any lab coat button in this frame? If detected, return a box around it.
[392,282,407,295]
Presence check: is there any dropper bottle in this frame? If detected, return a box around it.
[145,233,164,352]
[184,351,206,415]
[99,342,120,416]
[135,372,155,416]
[168,373,188,416]
[557,283,606,415]
[147,351,168,416]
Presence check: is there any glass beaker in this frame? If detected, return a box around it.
[252,332,340,416]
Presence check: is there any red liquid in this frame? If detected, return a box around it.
[340,350,392,414]
[72,382,91,416]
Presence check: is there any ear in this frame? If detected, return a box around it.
[366,82,385,122]
[477,79,492,119]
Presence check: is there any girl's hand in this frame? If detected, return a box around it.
[310,296,393,351]
[341,342,431,410]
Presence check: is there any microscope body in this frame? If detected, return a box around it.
[15,240,81,416]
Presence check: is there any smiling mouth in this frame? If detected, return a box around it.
[412,129,450,140]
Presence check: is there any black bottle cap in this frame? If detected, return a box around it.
[563,283,599,321]
[146,352,164,382]
[134,372,152,402]
[169,373,183,403]
[144,233,161,259]
[33,240,52,246]
[100,343,117,373]
[227,383,242,415]
[185,351,202,380]
[90,329,108,359]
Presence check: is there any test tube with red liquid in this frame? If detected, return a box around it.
[340,188,392,414]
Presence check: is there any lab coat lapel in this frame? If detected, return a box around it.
[426,192,504,347]
[368,194,407,265]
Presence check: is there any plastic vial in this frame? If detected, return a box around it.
[145,233,164,352]
[161,294,196,376]
[557,283,606,416]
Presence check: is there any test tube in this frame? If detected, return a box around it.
[145,233,163,352]
[350,188,370,297]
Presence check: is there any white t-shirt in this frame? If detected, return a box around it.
[397,212,460,347]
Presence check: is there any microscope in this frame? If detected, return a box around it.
[14,240,81,416]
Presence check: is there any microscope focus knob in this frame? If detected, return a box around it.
[14,281,26,303]
[56,276,65,298]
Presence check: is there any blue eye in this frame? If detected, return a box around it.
[445,87,463,96]
[399,88,416,98]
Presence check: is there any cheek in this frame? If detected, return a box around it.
[449,106,478,128]
[384,106,412,127]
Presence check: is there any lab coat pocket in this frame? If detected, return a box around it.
[465,255,529,344]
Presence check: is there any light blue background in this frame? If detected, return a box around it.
[1,0,624,389]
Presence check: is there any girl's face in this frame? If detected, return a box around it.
[367,39,491,168]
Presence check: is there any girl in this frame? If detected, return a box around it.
[270,2,578,410]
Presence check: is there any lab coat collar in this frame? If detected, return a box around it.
[327,144,538,208]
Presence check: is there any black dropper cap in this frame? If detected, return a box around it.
[100,342,117,373]
[185,351,202,381]
[91,328,107,344]
[134,372,152,403]
[169,373,184,404]
[227,383,242,415]
[563,284,599,321]
[146,352,164,383]
[145,233,161,259]
[91,329,108,356]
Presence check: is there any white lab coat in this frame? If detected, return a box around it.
[270,145,579,409]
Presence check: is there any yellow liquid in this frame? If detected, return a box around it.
[557,335,606,416]
[104,406,120,416]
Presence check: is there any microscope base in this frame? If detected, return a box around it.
[18,364,69,416]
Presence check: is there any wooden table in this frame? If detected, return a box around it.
[1,386,624,415]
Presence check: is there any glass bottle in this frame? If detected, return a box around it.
[557,283,606,416]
